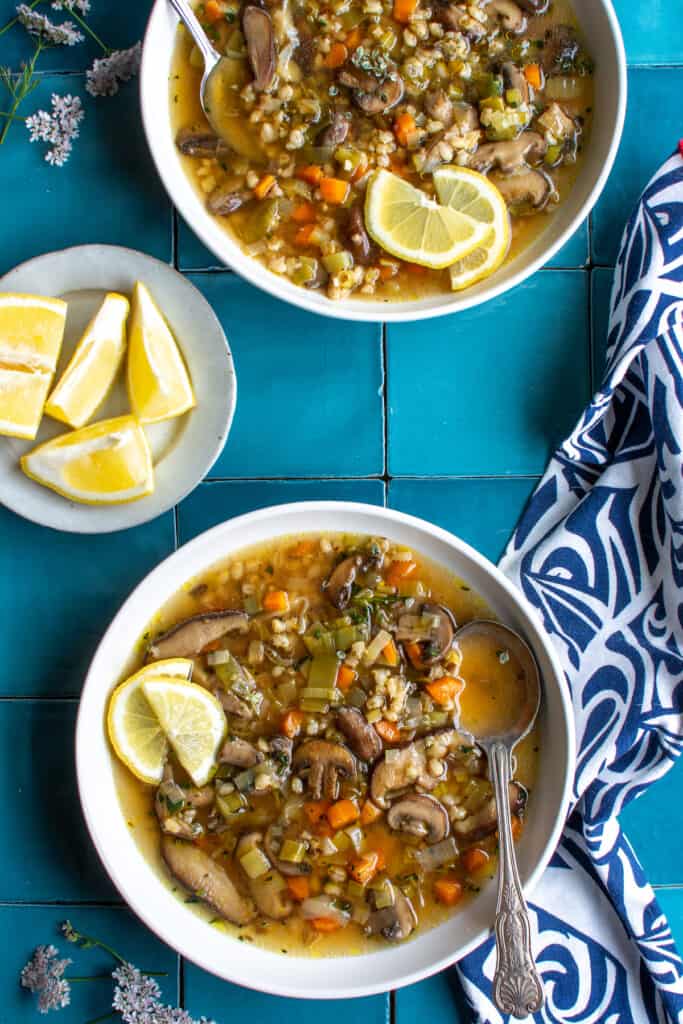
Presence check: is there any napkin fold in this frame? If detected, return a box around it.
[457,149,683,1023]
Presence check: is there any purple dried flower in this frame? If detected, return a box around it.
[25,93,84,166]
[51,0,91,13]
[16,4,84,45]
[112,962,216,1024]
[20,945,71,1015]
[86,42,142,97]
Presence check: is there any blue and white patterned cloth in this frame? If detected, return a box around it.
[458,148,683,1023]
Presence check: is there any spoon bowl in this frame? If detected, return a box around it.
[455,619,545,1019]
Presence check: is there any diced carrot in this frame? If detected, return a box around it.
[280,708,305,739]
[425,676,463,705]
[286,876,311,901]
[337,664,357,692]
[310,917,343,932]
[296,164,324,186]
[324,42,348,69]
[262,589,289,613]
[385,559,417,588]
[294,223,319,247]
[345,26,362,50]
[374,719,401,743]
[291,201,317,224]
[404,640,424,670]
[434,877,464,906]
[254,174,276,199]
[304,800,331,825]
[511,815,523,840]
[349,851,381,886]
[462,847,489,874]
[319,177,351,205]
[327,798,359,831]
[359,800,383,826]
[201,638,223,653]
[524,62,542,89]
[203,0,225,23]
[393,0,417,22]
[379,264,397,281]
[382,638,400,667]
[393,112,416,147]
[292,539,316,556]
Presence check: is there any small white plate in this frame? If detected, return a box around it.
[0,245,236,533]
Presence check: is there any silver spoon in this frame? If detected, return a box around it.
[455,620,544,1019]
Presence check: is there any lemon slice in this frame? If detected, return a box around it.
[45,292,130,428]
[0,293,67,439]
[20,414,154,505]
[127,282,195,424]
[364,169,489,269]
[142,678,226,786]
[433,166,511,290]
[107,658,194,783]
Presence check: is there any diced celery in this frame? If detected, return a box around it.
[544,143,563,166]
[239,198,280,244]
[239,846,271,879]
[302,686,339,702]
[378,28,396,50]
[334,146,364,172]
[243,594,261,615]
[216,791,247,818]
[505,88,523,106]
[365,708,382,724]
[374,880,395,909]
[340,8,362,28]
[234,768,256,792]
[333,830,351,852]
[300,698,329,713]
[322,251,354,277]
[347,880,366,901]
[307,653,340,689]
[304,626,336,656]
[214,653,245,687]
[275,680,298,705]
[280,839,307,863]
[345,826,364,851]
[292,257,321,287]
[480,96,505,113]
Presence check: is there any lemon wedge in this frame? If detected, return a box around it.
[142,678,226,786]
[107,658,194,783]
[127,282,195,424]
[45,292,130,428]
[433,166,511,290]
[20,414,154,505]
[0,293,67,439]
[364,169,489,269]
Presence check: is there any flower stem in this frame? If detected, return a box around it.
[0,112,25,120]
[0,42,42,145]
[68,8,111,55]
[0,0,42,38]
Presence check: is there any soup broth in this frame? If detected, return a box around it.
[113,532,539,956]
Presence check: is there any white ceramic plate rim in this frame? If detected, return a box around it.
[140,0,626,322]
[0,244,236,533]
[77,501,576,998]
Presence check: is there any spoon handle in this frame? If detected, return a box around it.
[167,0,219,67]
[489,740,544,1019]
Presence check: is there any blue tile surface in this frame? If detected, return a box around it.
[186,274,384,478]
[387,272,590,476]
[0,1,682,1020]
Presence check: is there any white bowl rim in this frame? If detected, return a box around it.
[76,500,576,998]
[139,1,626,323]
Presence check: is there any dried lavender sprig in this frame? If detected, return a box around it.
[86,42,141,97]
[52,0,91,13]
[16,3,84,46]
[20,945,72,1015]
[25,91,84,165]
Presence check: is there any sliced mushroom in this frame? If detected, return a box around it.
[268,735,293,777]
[469,131,546,174]
[432,0,485,40]
[336,707,383,762]
[236,832,293,919]
[148,610,249,660]
[542,24,580,76]
[293,739,356,800]
[293,30,315,75]
[162,835,256,925]
[366,890,417,941]
[454,781,528,842]
[537,101,578,143]
[207,186,251,217]
[264,822,312,876]
[243,5,276,92]
[371,729,475,808]
[452,102,480,134]
[501,61,530,105]
[175,127,225,157]
[488,0,526,34]
[155,769,195,839]
[419,603,455,666]
[387,793,450,843]
[215,688,254,719]
[346,206,377,266]
[424,89,454,128]
[493,168,555,211]
[185,785,215,808]
[324,554,364,610]
[338,64,404,115]
[220,736,264,768]
[317,111,350,148]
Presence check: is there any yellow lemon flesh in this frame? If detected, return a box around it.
[21,414,154,505]
[142,678,226,786]
[46,292,130,428]
[107,659,194,784]
[364,169,489,269]
[127,281,195,424]
[0,293,67,439]
[433,166,511,290]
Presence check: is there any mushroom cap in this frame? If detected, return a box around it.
[317,112,350,148]
[175,128,226,157]
[324,554,365,610]
[219,736,263,768]
[469,132,547,175]
[336,707,383,762]
[367,890,417,941]
[488,0,526,33]
[242,5,276,92]
[354,74,404,114]
[453,781,528,842]
[387,792,450,844]
[148,609,249,659]
[162,836,255,925]
[420,603,456,666]
[493,168,555,211]
[293,739,357,800]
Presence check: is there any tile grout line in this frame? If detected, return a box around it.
[199,473,544,482]
[381,321,389,486]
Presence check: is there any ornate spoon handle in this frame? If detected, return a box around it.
[167,0,219,67]
[488,740,544,1019]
